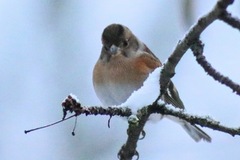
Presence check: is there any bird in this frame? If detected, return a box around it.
[92,23,211,142]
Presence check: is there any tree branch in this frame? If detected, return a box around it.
[61,95,132,119]
[158,0,234,101]
[219,10,240,30]
[62,95,240,137]
[61,94,240,160]
[118,110,149,160]
[190,39,240,95]
[149,104,240,137]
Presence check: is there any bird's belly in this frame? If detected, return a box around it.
[94,81,142,106]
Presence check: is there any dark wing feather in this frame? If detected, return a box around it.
[162,81,185,109]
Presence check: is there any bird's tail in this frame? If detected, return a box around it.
[166,115,211,142]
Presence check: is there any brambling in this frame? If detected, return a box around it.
[93,24,211,142]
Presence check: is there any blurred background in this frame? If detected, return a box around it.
[1,0,240,159]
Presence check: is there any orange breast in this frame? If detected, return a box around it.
[93,53,161,105]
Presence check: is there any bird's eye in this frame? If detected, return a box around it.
[122,39,129,47]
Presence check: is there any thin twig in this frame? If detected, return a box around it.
[24,114,76,134]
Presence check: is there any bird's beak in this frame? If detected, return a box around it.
[109,44,118,55]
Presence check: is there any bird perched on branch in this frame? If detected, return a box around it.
[93,23,211,142]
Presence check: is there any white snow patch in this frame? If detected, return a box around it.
[121,67,163,113]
